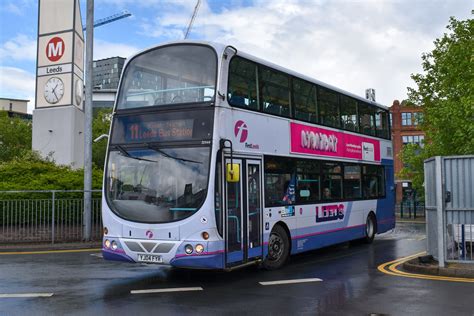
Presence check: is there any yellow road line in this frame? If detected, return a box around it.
[378,252,474,283]
[0,248,101,255]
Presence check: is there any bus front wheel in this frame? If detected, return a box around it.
[263,225,290,270]
[364,213,377,244]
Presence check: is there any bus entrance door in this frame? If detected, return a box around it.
[225,158,263,267]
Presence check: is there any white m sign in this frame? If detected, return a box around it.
[46,37,65,62]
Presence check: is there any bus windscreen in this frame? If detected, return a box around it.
[116,44,217,109]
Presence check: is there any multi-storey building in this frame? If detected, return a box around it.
[92,56,126,110]
[390,100,425,204]
[92,56,125,90]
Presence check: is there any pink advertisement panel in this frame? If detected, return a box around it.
[290,122,381,162]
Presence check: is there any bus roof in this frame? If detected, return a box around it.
[125,40,389,111]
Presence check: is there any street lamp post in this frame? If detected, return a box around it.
[83,0,94,241]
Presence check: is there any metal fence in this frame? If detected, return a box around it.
[0,190,102,244]
[396,201,426,219]
[425,155,474,266]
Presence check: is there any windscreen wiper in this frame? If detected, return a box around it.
[114,145,158,163]
[146,143,202,164]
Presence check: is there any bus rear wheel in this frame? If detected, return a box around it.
[364,213,376,244]
[263,225,290,270]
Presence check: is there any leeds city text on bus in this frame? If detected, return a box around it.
[101,41,395,270]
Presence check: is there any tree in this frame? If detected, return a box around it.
[0,112,32,162]
[92,108,113,169]
[400,16,474,196]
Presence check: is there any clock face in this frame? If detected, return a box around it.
[75,78,83,106]
[44,77,64,104]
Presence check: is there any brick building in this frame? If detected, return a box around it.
[390,100,425,204]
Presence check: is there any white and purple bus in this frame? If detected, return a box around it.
[102,41,395,270]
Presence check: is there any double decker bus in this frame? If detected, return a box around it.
[102,41,395,270]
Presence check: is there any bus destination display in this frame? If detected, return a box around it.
[126,119,194,141]
[111,110,213,144]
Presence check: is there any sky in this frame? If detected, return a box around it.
[0,0,471,113]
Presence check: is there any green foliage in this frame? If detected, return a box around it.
[92,108,112,169]
[0,151,103,192]
[401,16,474,196]
[0,108,112,192]
[0,111,32,162]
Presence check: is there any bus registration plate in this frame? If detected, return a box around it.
[137,254,163,263]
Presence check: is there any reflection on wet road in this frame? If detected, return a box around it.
[0,222,471,315]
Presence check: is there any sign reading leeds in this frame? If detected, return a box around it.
[46,37,65,62]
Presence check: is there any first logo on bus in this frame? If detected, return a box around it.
[234,120,248,143]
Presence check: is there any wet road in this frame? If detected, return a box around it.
[0,222,472,315]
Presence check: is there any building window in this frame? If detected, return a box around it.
[401,112,412,126]
[402,134,425,147]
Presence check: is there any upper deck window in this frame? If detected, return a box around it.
[260,66,291,118]
[228,57,259,110]
[319,88,340,128]
[117,45,217,110]
[293,78,318,123]
[340,95,358,132]
[359,102,376,136]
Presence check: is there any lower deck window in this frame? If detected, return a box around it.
[264,155,385,207]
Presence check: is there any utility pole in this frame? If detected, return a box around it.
[84,0,94,241]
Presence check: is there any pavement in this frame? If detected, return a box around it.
[403,256,474,278]
[0,241,101,252]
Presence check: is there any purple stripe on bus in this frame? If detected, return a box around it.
[175,249,225,258]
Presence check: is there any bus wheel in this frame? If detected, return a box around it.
[263,225,290,270]
[364,213,376,244]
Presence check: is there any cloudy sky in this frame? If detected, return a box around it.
[0,0,471,112]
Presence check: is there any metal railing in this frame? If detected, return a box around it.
[425,156,474,265]
[396,201,426,219]
[0,190,102,244]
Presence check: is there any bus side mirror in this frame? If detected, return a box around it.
[226,163,240,183]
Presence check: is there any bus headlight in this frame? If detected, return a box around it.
[104,239,111,249]
[195,244,204,254]
[111,240,118,250]
[184,244,193,254]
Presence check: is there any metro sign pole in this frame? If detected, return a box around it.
[33,0,85,167]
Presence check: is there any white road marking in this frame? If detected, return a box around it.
[90,253,103,258]
[131,287,203,294]
[0,293,54,298]
[259,278,323,286]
